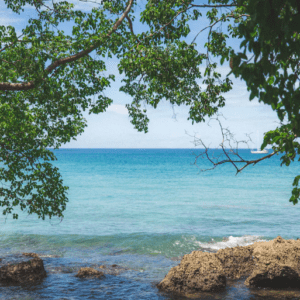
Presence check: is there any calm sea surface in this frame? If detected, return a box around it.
[0,149,299,299]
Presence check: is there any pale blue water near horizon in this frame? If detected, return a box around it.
[0,148,300,300]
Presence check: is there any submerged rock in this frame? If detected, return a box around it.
[158,236,300,297]
[0,257,46,284]
[22,253,60,258]
[245,236,300,288]
[97,264,128,275]
[157,251,226,295]
[75,267,104,278]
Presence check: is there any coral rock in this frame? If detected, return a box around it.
[0,257,46,284]
[157,251,226,296]
[75,267,104,278]
[216,245,255,280]
[22,252,40,258]
[245,236,300,288]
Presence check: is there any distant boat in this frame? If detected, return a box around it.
[251,149,268,154]
[251,130,268,154]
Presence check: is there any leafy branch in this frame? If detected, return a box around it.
[0,0,134,91]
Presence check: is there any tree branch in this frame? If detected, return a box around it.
[0,0,134,91]
[191,13,250,45]
[189,115,278,175]
[190,4,237,8]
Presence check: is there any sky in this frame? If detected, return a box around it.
[1,0,281,149]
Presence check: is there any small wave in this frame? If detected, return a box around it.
[196,235,268,252]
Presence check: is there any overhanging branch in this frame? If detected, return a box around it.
[0,0,134,91]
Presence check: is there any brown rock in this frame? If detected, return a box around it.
[0,257,46,284]
[216,245,255,280]
[22,253,40,259]
[245,236,300,288]
[159,236,300,297]
[75,267,104,278]
[157,251,226,296]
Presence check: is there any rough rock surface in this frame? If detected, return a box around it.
[245,236,300,288]
[22,253,60,258]
[216,245,255,279]
[157,251,226,295]
[22,252,40,258]
[75,267,104,278]
[0,257,46,284]
[158,236,300,297]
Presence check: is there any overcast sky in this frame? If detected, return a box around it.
[1,0,280,149]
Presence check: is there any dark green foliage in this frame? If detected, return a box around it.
[0,0,299,220]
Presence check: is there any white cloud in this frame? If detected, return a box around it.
[106,104,128,115]
[0,17,22,26]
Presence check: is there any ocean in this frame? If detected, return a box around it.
[0,148,299,299]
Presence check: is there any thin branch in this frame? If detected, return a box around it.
[126,15,134,35]
[189,115,278,175]
[0,0,134,91]
[191,13,250,45]
[0,33,25,54]
[133,4,193,50]
[190,4,237,8]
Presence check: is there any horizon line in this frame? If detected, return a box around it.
[49,147,272,150]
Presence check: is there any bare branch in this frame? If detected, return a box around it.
[0,0,134,91]
[191,13,250,45]
[126,15,134,35]
[190,4,237,8]
[189,115,278,175]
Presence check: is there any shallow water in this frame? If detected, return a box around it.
[0,149,299,299]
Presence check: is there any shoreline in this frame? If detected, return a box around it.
[1,237,300,299]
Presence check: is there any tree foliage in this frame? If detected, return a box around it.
[0,0,299,219]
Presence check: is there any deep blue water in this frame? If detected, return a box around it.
[0,148,299,299]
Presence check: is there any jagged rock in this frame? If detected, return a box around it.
[75,267,104,278]
[22,252,40,258]
[245,236,300,288]
[158,236,300,297]
[216,245,255,280]
[157,251,226,295]
[0,257,46,284]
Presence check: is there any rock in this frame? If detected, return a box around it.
[159,236,300,297]
[22,252,40,258]
[22,253,60,258]
[0,257,46,284]
[157,251,226,296]
[216,245,255,280]
[39,254,60,258]
[244,236,300,288]
[75,267,104,278]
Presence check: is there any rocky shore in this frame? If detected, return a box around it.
[0,252,127,285]
[157,236,300,298]
[1,236,300,299]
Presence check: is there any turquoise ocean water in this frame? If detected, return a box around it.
[0,148,299,299]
